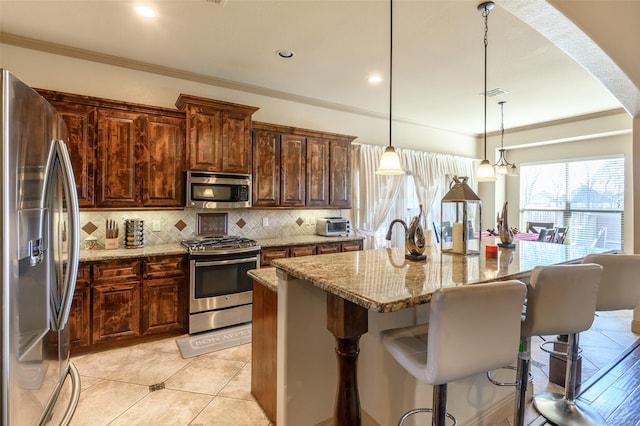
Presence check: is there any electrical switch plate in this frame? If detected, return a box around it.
[152,220,161,232]
[263,217,269,227]
[310,217,317,225]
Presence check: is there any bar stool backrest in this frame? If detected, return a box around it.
[582,253,640,311]
[521,263,603,337]
[425,280,526,385]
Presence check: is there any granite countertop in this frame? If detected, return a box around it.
[256,234,363,248]
[271,239,614,313]
[248,267,278,293]
[79,243,187,262]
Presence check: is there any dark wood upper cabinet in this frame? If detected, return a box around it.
[139,115,185,207]
[96,110,140,208]
[252,122,356,209]
[176,94,258,174]
[280,133,306,207]
[329,139,352,207]
[37,94,96,208]
[252,129,281,207]
[306,137,330,207]
[37,89,186,209]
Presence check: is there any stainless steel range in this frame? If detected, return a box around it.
[181,236,260,334]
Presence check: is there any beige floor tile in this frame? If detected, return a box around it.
[190,396,271,426]
[69,379,148,426]
[109,388,213,426]
[77,375,101,391]
[218,363,253,400]
[136,334,185,354]
[106,350,191,386]
[72,346,146,379]
[202,341,252,362]
[164,356,246,395]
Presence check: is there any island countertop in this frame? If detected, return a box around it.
[271,239,614,313]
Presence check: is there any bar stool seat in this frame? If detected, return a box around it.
[381,280,527,426]
[524,263,605,426]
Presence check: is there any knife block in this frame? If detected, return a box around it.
[105,237,118,250]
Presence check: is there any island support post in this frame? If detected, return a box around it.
[326,293,369,426]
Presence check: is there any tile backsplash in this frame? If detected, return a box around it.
[79,208,347,249]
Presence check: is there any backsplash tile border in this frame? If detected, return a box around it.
[79,208,347,249]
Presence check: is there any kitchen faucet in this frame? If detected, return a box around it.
[385,206,427,260]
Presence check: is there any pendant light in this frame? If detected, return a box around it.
[376,0,404,175]
[494,101,517,175]
[475,1,496,183]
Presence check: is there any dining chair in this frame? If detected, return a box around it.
[536,228,555,242]
[526,222,554,234]
[552,227,568,244]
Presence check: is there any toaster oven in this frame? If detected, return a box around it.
[316,217,351,237]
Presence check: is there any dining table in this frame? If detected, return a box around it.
[269,238,614,425]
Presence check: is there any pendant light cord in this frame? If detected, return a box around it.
[389,0,393,149]
[482,5,490,160]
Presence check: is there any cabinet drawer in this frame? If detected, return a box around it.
[341,241,363,252]
[317,243,341,254]
[144,256,185,279]
[93,260,142,283]
[290,244,316,257]
[261,247,289,267]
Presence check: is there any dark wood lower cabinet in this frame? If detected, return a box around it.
[69,255,186,354]
[251,282,278,424]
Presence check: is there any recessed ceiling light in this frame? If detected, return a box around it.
[135,5,157,18]
[276,50,295,59]
[368,74,383,85]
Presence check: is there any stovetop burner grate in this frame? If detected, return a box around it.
[181,235,258,254]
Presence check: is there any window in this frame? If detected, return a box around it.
[519,156,624,249]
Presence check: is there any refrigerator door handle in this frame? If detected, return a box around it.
[50,139,80,330]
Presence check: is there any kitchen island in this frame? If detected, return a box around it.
[255,240,612,425]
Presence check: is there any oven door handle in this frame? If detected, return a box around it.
[193,257,259,268]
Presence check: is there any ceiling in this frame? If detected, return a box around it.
[0,0,626,137]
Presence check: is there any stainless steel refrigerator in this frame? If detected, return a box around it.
[1,69,81,425]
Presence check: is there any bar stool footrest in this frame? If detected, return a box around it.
[540,339,583,358]
[487,366,533,387]
[398,408,458,426]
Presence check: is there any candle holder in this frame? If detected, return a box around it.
[440,176,482,256]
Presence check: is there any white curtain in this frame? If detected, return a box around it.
[351,144,404,248]
[352,144,477,249]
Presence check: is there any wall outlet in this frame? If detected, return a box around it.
[310,217,317,225]
[263,217,269,227]
[152,220,161,232]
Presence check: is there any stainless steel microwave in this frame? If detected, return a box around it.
[186,171,251,209]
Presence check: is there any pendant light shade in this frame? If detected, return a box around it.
[377,146,404,175]
[376,0,404,176]
[494,101,517,175]
[475,1,496,183]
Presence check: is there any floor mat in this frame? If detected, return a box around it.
[176,323,252,358]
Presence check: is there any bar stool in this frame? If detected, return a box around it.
[525,263,605,426]
[582,253,640,312]
[381,280,527,426]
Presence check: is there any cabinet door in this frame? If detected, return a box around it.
[252,130,281,207]
[290,244,317,257]
[330,140,352,207]
[317,243,341,255]
[56,105,96,208]
[69,264,91,351]
[222,111,252,174]
[96,110,142,207]
[91,259,142,344]
[306,138,330,207]
[260,247,289,267]
[142,277,185,335]
[140,115,185,207]
[280,134,306,207]
[187,108,222,171]
[91,281,141,344]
